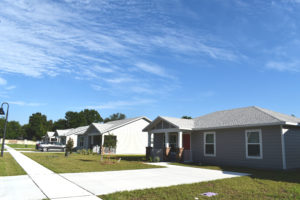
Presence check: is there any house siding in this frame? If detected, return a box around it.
[191,126,283,169]
[284,126,300,169]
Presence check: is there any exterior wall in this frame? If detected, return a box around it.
[191,126,283,169]
[284,126,300,169]
[113,119,149,154]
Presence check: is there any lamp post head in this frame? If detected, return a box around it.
[0,107,4,115]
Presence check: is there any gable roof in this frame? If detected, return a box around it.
[86,116,151,135]
[55,129,72,137]
[47,131,55,137]
[144,106,300,131]
[65,126,89,136]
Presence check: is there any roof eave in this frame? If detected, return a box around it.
[192,122,287,131]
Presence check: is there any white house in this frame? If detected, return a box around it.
[55,126,88,148]
[77,117,151,155]
[42,131,57,143]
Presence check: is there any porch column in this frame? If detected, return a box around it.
[146,132,153,161]
[148,132,152,147]
[101,134,105,155]
[178,131,183,148]
[164,132,170,161]
[177,131,184,162]
[165,132,169,148]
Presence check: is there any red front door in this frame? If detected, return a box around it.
[182,134,190,150]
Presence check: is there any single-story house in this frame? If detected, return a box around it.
[143,106,300,170]
[77,117,151,154]
[42,131,57,143]
[54,126,89,149]
[54,129,72,145]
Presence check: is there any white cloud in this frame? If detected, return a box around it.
[5,85,16,90]
[85,98,155,110]
[135,62,173,78]
[10,101,46,107]
[0,0,240,81]
[266,61,300,72]
[0,77,7,85]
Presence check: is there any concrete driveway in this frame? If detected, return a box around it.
[62,162,249,195]
[2,146,249,199]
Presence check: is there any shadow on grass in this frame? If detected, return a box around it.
[104,155,146,162]
[79,159,93,162]
[173,162,300,184]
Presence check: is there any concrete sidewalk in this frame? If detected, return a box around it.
[4,145,100,200]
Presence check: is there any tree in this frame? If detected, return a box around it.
[103,133,117,163]
[65,111,86,128]
[65,138,74,157]
[26,112,48,140]
[104,113,126,123]
[0,118,23,139]
[52,119,68,131]
[182,116,192,119]
[80,109,103,124]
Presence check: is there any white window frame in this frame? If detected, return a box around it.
[245,129,263,159]
[204,132,216,157]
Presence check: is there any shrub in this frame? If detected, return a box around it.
[153,156,160,162]
[65,138,74,157]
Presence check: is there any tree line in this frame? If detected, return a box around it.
[0,109,126,141]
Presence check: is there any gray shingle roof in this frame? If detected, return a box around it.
[144,106,300,131]
[159,116,195,130]
[90,116,151,134]
[66,126,89,136]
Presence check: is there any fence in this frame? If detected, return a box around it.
[0,139,37,145]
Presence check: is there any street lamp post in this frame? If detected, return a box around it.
[0,102,9,157]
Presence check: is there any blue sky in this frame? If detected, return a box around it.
[0,0,300,124]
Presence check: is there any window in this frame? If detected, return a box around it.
[169,134,178,149]
[204,132,216,157]
[79,137,84,147]
[245,129,262,159]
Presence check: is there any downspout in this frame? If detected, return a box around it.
[280,125,287,170]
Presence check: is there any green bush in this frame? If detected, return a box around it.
[153,156,160,162]
[65,138,74,157]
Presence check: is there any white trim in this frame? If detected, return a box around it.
[178,131,183,148]
[165,132,169,148]
[204,132,216,157]
[150,128,181,134]
[245,129,263,159]
[281,125,287,170]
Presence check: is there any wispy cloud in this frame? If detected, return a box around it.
[135,62,173,78]
[266,61,300,72]
[0,0,240,81]
[0,77,7,85]
[10,101,46,107]
[85,98,155,110]
[5,85,16,90]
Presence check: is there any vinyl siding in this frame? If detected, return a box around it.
[284,126,300,169]
[191,126,283,169]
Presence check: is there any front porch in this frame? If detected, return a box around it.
[146,130,192,162]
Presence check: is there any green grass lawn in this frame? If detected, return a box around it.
[100,163,300,200]
[0,144,6,151]
[23,153,162,173]
[0,153,26,176]
[7,144,36,149]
